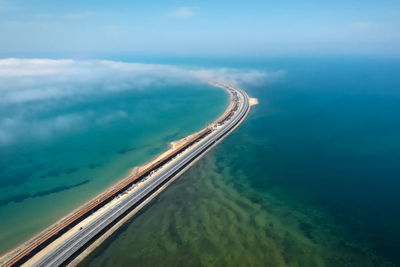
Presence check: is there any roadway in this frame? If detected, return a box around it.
[33,85,250,267]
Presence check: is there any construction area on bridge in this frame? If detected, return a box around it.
[0,82,256,267]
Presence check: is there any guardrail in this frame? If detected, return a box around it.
[2,86,243,267]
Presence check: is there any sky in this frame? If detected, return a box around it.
[0,0,399,57]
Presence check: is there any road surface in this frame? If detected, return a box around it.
[33,85,250,266]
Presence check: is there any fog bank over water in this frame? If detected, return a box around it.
[0,59,283,147]
[0,64,238,253]
[80,57,400,267]
[0,58,277,102]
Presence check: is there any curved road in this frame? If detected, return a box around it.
[33,85,250,267]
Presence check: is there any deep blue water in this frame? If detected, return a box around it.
[81,57,400,266]
[1,56,399,266]
[241,57,400,264]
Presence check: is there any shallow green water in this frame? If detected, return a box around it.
[81,120,392,267]
[81,57,400,267]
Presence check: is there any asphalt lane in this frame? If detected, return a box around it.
[34,86,250,267]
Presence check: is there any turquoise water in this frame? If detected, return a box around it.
[0,83,227,253]
[80,57,400,266]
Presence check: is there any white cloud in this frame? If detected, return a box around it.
[0,114,85,145]
[0,58,277,103]
[0,58,74,77]
[169,7,196,17]
[0,58,283,146]
[351,21,378,32]
[104,24,121,32]
[64,12,95,20]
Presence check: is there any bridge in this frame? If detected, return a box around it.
[2,83,251,267]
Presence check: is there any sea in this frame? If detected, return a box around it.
[2,56,400,266]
